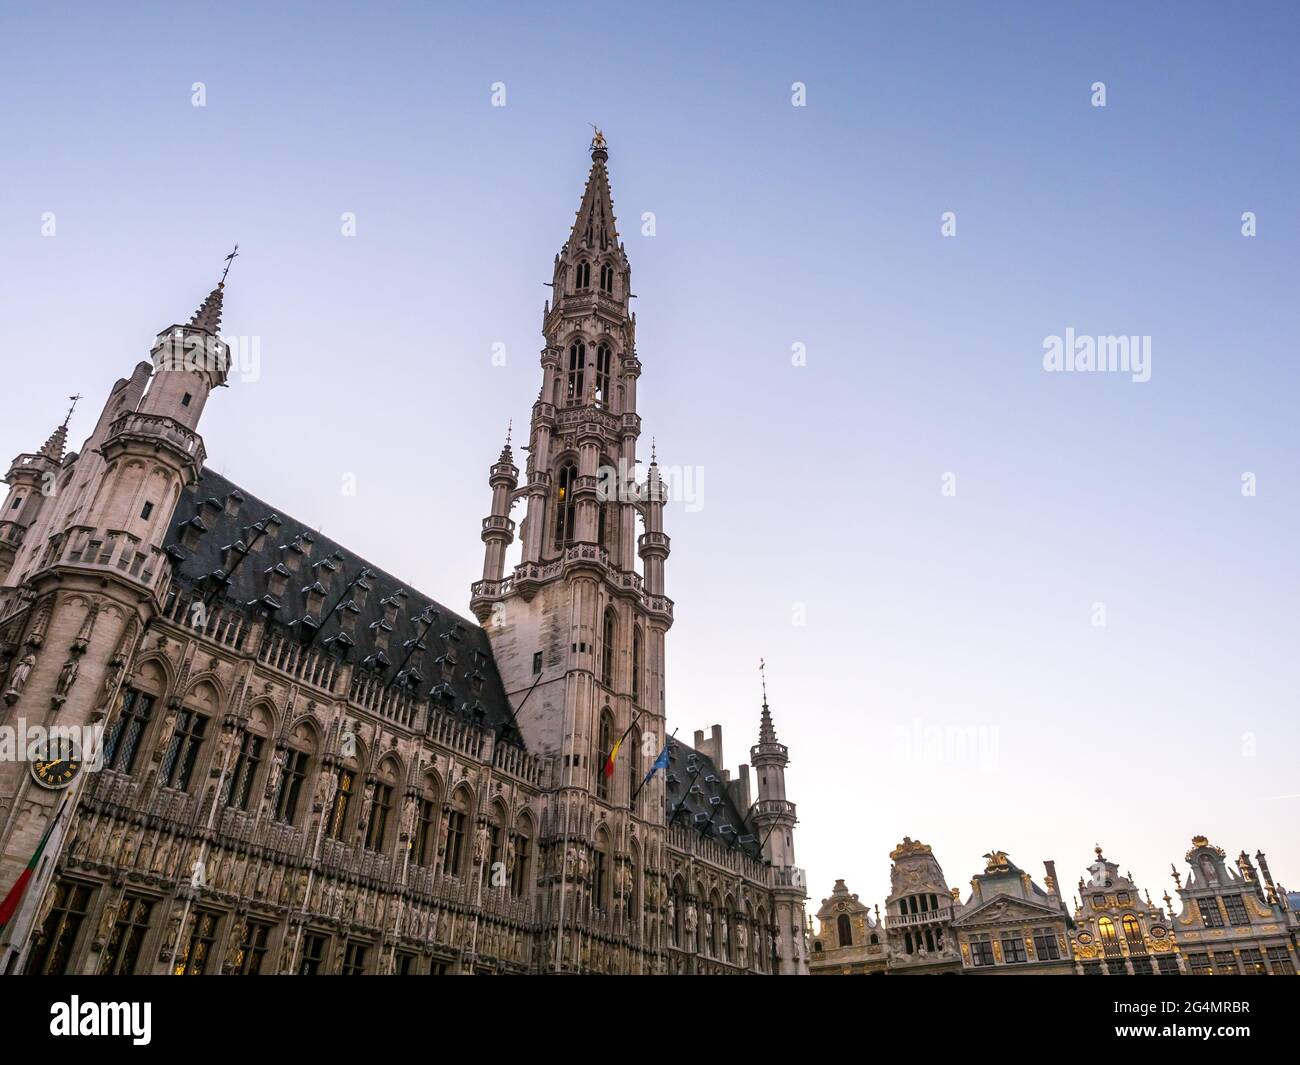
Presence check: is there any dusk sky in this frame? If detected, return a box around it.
[2,1,1296,915]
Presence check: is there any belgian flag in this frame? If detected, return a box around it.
[0,797,68,931]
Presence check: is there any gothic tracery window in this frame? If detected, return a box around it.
[594,343,612,407]
[554,463,577,547]
[566,341,586,405]
[327,768,354,840]
[601,608,617,688]
[631,627,643,704]
[599,262,614,294]
[597,708,614,801]
[575,259,591,290]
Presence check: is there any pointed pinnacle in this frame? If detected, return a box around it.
[38,422,68,461]
[189,282,225,333]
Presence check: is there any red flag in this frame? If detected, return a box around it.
[0,798,68,931]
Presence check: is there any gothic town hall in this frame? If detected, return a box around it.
[0,138,811,975]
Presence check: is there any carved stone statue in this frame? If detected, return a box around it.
[684,901,697,935]
[95,895,120,945]
[400,798,417,841]
[98,657,124,711]
[473,824,490,865]
[225,918,247,970]
[314,768,337,810]
[667,897,676,946]
[55,657,79,698]
[4,652,36,703]
[505,835,517,873]
[736,922,749,966]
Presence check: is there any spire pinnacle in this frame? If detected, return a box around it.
[37,421,68,461]
[566,130,618,251]
[758,658,778,745]
[188,246,236,334]
[189,283,225,333]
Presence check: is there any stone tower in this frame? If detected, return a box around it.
[469,133,671,969]
[750,678,810,974]
[0,277,228,970]
[0,418,70,586]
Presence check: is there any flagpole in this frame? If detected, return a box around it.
[0,785,75,972]
[630,728,676,804]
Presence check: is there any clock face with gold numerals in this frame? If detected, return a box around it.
[31,755,82,789]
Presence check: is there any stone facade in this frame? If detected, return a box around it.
[0,136,809,976]
[1169,837,1297,976]
[812,836,1298,975]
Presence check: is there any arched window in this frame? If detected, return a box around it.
[631,627,642,704]
[162,707,209,792]
[223,706,270,811]
[413,774,441,867]
[592,831,610,912]
[597,708,614,801]
[1098,916,1117,943]
[721,896,735,962]
[837,913,853,947]
[444,787,471,877]
[365,758,400,852]
[102,682,158,776]
[1122,914,1142,943]
[566,341,586,405]
[707,893,721,956]
[327,764,355,841]
[601,608,617,688]
[627,727,641,813]
[554,463,577,547]
[594,343,612,407]
[575,260,591,291]
[599,262,614,294]
[273,720,315,826]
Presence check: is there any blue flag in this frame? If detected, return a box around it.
[640,743,670,788]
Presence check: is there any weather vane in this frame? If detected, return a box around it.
[760,657,768,704]
[589,123,606,149]
[63,394,83,428]
[220,243,239,285]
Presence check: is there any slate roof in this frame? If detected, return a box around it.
[164,468,522,746]
[664,739,761,860]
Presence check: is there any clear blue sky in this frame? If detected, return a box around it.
[2,1,1297,916]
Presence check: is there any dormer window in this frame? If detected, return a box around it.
[599,263,614,293]
[575,260,591,290]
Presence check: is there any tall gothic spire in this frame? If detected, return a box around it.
[37,422,68,461]
[565,129,620,252]
[758,658,778,745]
[189,282,225,334]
